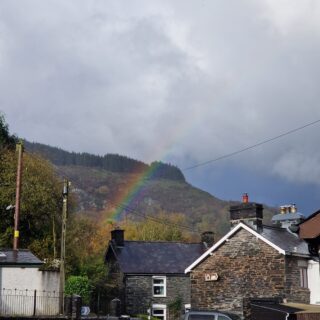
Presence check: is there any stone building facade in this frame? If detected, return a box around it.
[105,229,205,319]
[185,201,314,319]
[189,227,310,317]
[125,275,190,316]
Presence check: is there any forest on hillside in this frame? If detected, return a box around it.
[25,141,186,182]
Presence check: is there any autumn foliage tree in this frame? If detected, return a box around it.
[0,113,63,258]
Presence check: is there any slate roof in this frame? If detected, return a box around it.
[260,225,310,256]
[0,249,43,266]
[109,241,204,274]
[186,223,311,273]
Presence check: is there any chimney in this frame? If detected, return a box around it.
[230,194,263,233]
[201,231,214,248]
[272,204,304,230]
[111,229,124,247]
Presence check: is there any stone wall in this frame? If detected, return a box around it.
[190,228,286,318]
[125,275,190,319]
[285,256,310,303]
[105,258,125,312]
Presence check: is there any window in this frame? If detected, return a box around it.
[152,304,166,320]
[152,276,166,297]
[300,267,308,288]
[185,304,191,313]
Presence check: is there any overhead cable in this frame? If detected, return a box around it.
[183,118,320,171]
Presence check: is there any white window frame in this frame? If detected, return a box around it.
[152,304,166,320]
[152,276,166,297]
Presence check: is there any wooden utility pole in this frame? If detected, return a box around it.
[13,142,23,251]
[59,179,69,314]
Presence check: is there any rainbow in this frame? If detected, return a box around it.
[107,110,198,222]
[108,161,163,222]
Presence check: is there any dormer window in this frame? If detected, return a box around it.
[152,276,166,297]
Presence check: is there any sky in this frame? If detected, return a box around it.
[1,0,320,214]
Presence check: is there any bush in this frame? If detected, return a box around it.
[65,275,91,305]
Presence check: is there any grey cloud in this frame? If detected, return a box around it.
[1,0,320,187]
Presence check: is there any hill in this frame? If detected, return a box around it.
[25,141,276,237]
[25,141,185,182]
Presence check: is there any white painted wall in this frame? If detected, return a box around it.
[308,260,320,305]
[1,267,59,292]
[0,267,60,315]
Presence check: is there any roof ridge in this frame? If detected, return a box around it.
[124,240,202,244]
[262,225,286,231]
[0,248,31,252]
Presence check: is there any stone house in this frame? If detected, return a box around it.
[105,229,208,319]
[0,249,60,316]
[185,201,319,319]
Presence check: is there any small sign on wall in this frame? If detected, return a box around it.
[205,273,219,281]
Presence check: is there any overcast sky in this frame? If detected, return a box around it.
[1,0,320,213]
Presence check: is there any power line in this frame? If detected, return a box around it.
[116,203,197,232]
[183,118,320,171]
[110,200,198,233]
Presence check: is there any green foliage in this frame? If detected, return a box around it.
[123,212,191,242]
[0,112,16,149]
[136,315,159,320]
[168,296,183,320]
[65,276,92,305]
[150,161,185,182]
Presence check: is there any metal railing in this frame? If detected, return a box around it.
[0,288,61,316]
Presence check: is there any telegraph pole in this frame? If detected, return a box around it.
[13,141,23,251]
[59,179,69,314]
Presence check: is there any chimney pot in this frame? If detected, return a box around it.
[290,204,297,213]
[242,193,249,203]
[280,206,286,214]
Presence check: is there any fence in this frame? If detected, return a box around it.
[0,288,61,316]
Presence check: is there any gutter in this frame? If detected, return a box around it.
[285,251,313,258]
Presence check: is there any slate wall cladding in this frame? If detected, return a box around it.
[190,228,287,317]
[125,275,190,318]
